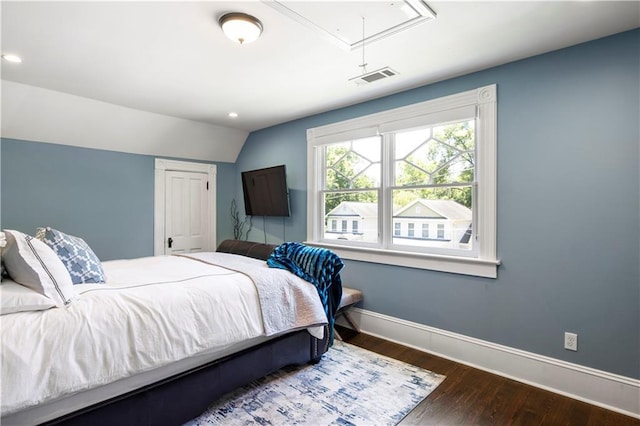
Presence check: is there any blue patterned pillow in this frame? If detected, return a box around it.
[36,228,106,284]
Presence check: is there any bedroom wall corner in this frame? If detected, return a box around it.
[234,121,310,245]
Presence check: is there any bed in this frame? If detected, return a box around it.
[1,236,340,426]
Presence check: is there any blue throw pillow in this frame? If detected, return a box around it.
[36,227,106,284]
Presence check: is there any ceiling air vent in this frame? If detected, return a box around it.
[349,67,398,85]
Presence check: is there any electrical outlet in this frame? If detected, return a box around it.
[564,332,578,351]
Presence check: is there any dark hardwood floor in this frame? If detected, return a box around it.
[336,326,640,426]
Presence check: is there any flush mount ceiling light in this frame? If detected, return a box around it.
[219,13,263,44]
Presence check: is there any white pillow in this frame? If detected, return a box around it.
[2,230,75,307]
[0,280,56,314]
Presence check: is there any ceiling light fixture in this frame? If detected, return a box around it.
[219,13,263,45]
[228,112,239,118]
[2,54,22,63]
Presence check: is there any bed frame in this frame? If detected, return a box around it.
[42,240,330,426]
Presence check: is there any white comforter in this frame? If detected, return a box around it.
[1,253,327,415]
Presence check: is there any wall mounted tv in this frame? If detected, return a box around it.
[241,165,291,217]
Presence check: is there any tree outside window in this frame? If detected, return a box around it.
[308,85,498,277]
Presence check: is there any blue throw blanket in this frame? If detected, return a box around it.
[267,242,344,345]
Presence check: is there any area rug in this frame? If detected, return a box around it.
[185,340,446,426]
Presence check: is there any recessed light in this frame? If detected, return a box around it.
[228,112,239,118]
[2,54,22,63]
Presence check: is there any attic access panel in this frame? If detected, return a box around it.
[264,0,436,51]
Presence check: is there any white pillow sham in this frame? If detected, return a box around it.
[2,230,75,307]
[0,280,56,314]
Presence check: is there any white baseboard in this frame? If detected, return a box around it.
[336,308,640,419]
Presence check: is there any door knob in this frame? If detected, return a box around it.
[167,237,173,248]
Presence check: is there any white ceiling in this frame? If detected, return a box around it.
[1,1,639,132]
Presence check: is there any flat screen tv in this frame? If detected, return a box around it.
[241,165,291,217]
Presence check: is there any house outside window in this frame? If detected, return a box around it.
[324,202,377,241]
[308,85,498,278]
[422,223,429,238]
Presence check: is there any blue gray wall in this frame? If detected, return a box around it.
[1,139,237,260]
[237,30,640,378]
[1,30,637,379]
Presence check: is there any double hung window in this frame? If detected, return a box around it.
[306,85,498,278]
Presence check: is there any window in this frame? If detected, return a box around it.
[352,220,359,233]
[331,220,337,232]
[341,220,347,233]
[307,85,498,278]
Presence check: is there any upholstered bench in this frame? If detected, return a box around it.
[335,287,363,340]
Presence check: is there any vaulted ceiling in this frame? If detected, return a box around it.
[2,1,639,133]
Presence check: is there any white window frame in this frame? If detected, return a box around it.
[306,85,499,278]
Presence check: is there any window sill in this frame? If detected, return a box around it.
[304,241,500,278]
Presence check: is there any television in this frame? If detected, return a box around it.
[241,165,291,217]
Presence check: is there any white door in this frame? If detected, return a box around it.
[164,171,209,254]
